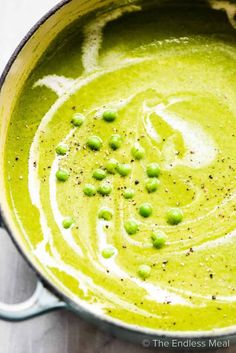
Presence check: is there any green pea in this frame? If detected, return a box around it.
[131,143,145,160]
[98,182,112,196]
[105,159,118,174]
[62,217,74,229]
[83,184,96,196]
[138,264,151,280]
[145,178,160,193]
[98,207,113,221]
[123,188,135,199]
[117,163,131,177]
[87,136,103,151]
[93,168,107,180]
[109,134,122,150]
[103,109,118,122]
[167,208,183,225]
[139,203,152,218]
[151,230,167,249]
[102,246,116,259]
[124,219,139,235]
[55,143,68,156]
[146,163,161,178]
[56,169,70,182]
[71,113,85,127]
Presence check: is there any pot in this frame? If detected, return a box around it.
[0,0,236,348]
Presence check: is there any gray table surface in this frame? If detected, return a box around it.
[0,1,235,352]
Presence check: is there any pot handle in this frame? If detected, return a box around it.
[0,281,66,321]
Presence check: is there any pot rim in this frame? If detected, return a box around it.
[0,0,236,341]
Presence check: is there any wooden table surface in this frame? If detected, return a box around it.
[0,1,235,352]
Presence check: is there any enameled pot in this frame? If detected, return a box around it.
[0,0,236,349]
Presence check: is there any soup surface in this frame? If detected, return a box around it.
[4,2,236,332]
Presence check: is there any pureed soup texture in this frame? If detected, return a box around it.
[4,1,236,333]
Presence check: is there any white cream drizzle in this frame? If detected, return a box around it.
[82,5,141,73]
[34,239,154,315]
[193,228,236,252]
[34,75,77,97]
[142,96,217,170]
[144,113,162,143]
[165,283,236,304]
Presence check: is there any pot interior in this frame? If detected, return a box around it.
[1,0,236,340]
